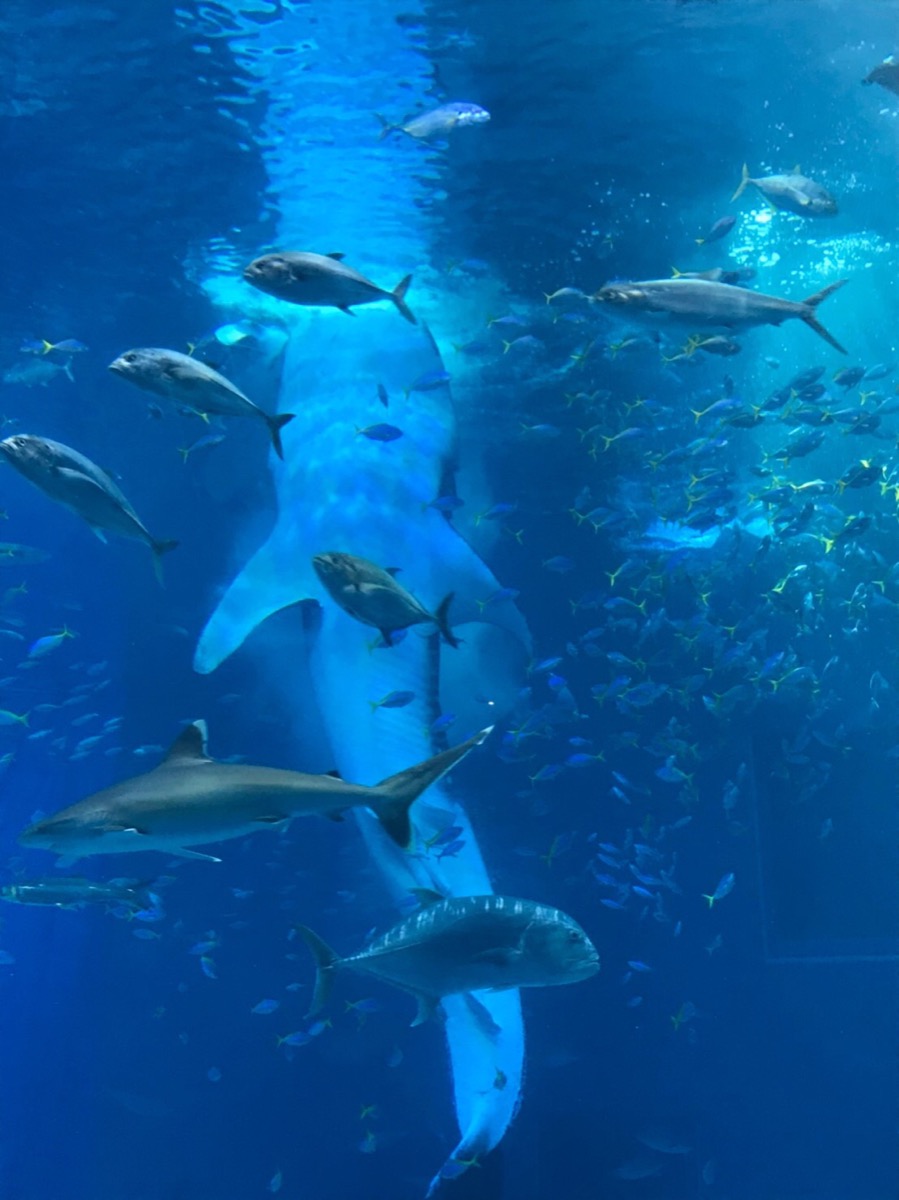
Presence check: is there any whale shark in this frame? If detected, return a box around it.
[194,306,532,1192]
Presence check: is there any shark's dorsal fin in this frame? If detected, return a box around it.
[165,720,211,765]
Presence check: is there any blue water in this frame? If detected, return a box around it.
[1,1,897,1197]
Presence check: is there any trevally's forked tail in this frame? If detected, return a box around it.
[193,309,528,1195]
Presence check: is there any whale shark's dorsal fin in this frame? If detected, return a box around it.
[164,720,211,765]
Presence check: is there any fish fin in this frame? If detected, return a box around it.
[88,524,108,544]
[371,726,493,848]
[384,566,402,576]
[378,628,395,646]
[392,275,417,325]
[472,947,521,968]
[694,237,705,245]
[799,281,848,355]
[194,538,317,674]
[169,847,222,862]
[151,538,179,586]
[267,412,296,460]
[337,305,356,317]
[325,252,346,260]
[411,991,441,1027]
[463,993,502,1041]
[433,591,461,648]
[62,361,75,383]
[253,814,291,824]
[163,720,211,765]
[294,924,340,1014]
[375,113,399,140]
[409,886,445,908]
[731,162,751,202]
[326,769,343,779]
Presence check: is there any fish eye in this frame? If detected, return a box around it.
[567,929,582,943]
[124,352,137,362]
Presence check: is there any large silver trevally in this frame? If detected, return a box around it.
[0,434,178,579]
[312,550,459,646]
[731,163,838,216]
[108,348,296,461]
[376,101,490,141]
[18,719,492,863]
[244,251,416,325]
[592,277,848,353]
[298,891,599,1025]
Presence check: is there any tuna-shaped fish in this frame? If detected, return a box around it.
[592,277,848,354]
[312,550,459,647]
[19,720,491,862]
[297,891,599,1026]
[0,876,161,914]
[731,163,837,216]
[108,348,295,460]
[0,434,178,580]
[376,101,490,141]
[244,251,416,325]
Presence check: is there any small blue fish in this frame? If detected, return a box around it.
[200,956,218,979]
[627,960,653,973]
[356,423,403,442]
[251,999,280,1015]
[406,369,451,395]
[427,495,465,513]
[429,711,457,734]
[277,1030,312,1047]
[702,872,735,908]
[436,838,466,859]
[376,382,389,408]
[369,689,416,711]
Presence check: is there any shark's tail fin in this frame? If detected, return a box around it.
[800,279,848,355]
[267,412,296,460]
[392,275,417,325]
[731,162,751,202]
[371,726,493,849]
[294,925,341,1015]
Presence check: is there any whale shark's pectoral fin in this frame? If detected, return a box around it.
[411,991,443,1027]
[194,540,317,675]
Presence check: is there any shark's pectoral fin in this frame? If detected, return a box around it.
[169,847,222,863]
[253,814,290,825]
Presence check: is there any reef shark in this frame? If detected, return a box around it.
[194,307,531,1192]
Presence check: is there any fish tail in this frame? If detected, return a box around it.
[731,162,751,202]
[694,237,705,246]
[267,412,296,460]
[371,726,493,848]
[375,113,400,140]
[702,894,715,908]
[151,538,179,586]
[433,591,461,648]
[800,280,848,354]
[391,274,417,325]
[294,925,340,1015]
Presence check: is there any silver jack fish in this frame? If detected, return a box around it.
[312,550,459,647]
[0,434,178,580]
[108,348,295,461]
[593,277,848,354]
[0,876,161,915]
[19,719,492,863]
[297,891,599,1026]
[376,101,490,141]
[732,163,838,216]
[244,251,416,325]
